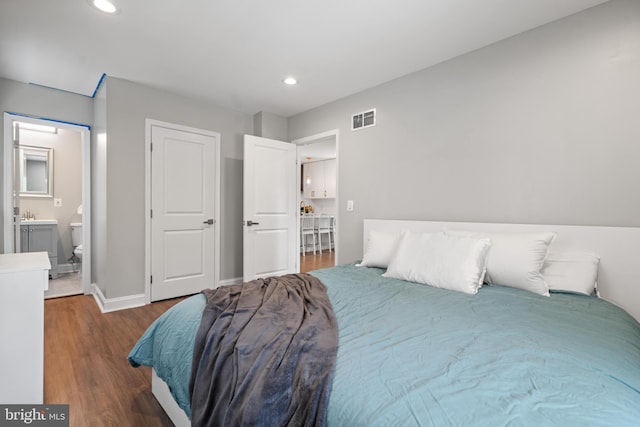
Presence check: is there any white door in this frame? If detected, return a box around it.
[151,125,218,301]
[243,135,297,281]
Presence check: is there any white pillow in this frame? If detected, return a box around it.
[382,232,491,294]
[357,230,402,269]
[542,251,600,295]
[446,229,555,296]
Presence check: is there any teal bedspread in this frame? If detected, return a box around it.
[129,264,640,426]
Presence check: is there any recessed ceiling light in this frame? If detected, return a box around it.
[90,0,120,14]
[283,77,298,85]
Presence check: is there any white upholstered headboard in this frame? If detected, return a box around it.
[363,219,640,323]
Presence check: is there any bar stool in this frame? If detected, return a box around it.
[316,214,332,253]
[329,216,336,250]
[300,214,317,256]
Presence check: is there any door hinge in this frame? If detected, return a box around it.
[150,275,153,284]
[13,207,19,216]
[150,142,153,152]
[150,209,153,218]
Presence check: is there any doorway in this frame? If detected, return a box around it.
[3,113,92,297]
[293,130,339,272]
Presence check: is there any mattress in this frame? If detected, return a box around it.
[129,263,640,426]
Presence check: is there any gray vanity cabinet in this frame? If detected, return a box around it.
[20,223,58,279]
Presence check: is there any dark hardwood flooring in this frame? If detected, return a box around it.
[44,294,186,426]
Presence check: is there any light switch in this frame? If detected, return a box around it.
[54,198,62,207]
[347,200,354,212]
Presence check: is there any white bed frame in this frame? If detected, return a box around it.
[151,219,640,425]
[364,219,640,323]
[152,369,190,427]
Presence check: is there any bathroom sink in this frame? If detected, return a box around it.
[21,219,58,225]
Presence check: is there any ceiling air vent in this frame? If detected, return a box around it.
[352,108,376,131]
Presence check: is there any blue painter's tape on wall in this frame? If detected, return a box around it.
[92,73,107,98]
[6,112,91,131]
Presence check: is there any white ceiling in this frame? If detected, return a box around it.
[0,0,609,118]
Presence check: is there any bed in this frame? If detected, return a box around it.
[129,220,640,426]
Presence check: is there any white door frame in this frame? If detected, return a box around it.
[3,112,92,294]
[144,119,221,304]
[292,129,339,267]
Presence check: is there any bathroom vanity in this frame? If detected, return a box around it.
[20,219,58,279]
[0,251,50,404]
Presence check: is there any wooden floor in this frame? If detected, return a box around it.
[44,294,185,426]
[43,253,335,426]
[300,250,336,273]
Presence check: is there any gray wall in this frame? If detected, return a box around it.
[253,111,288,141]
[97,77,252,299]
[0,77,93,252]
[288,0,640,264]
[1,76,252,300]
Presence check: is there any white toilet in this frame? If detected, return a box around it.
[70,222,83,261]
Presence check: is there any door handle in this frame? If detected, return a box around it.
[203,219,214,225]
[246,220,260,226]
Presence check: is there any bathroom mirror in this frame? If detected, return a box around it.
[20,145,53,197]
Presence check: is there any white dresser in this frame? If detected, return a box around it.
[0,252,50,404]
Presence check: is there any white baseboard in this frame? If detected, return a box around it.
[91,284,146,313]
[219,277,242,287]
[91,278,240,314]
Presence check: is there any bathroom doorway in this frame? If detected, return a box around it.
[3,113,91,297]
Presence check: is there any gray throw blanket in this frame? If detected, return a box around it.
[189,273,338,427]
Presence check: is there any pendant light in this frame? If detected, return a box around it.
[305,157,312,184]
